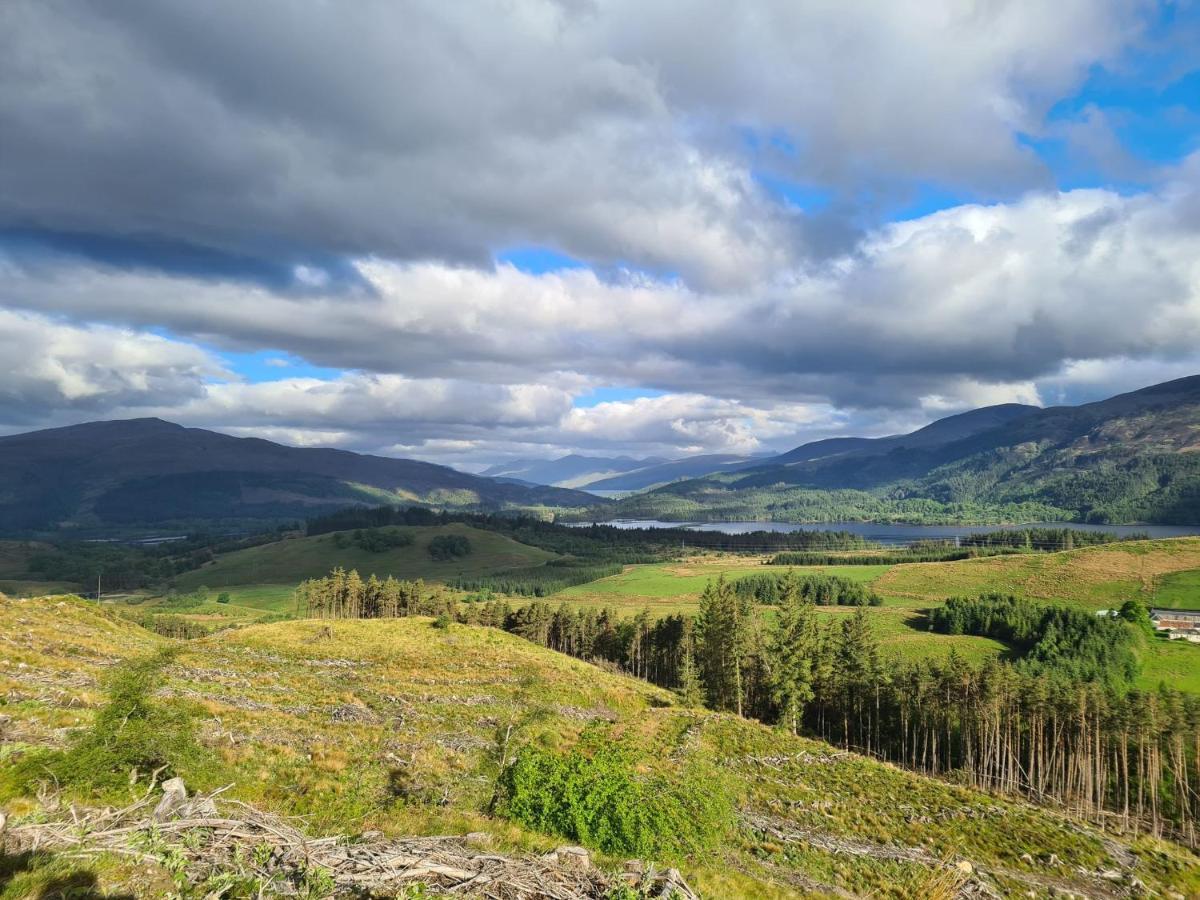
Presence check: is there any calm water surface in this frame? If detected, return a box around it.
[573,519,1200,547]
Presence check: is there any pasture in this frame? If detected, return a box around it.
[173,523,554,589]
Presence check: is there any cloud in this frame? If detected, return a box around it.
[0,310,222,428]
[0,0,1143,288]
[0,1,1195,464]
[6,169,1200,412]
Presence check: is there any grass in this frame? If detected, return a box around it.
[875,538,1200,610]
[2,594,1198,899]
[1150,568,1200,609]
[557,556,889,612]
[1139,631,1200,693]
[173,523,556,589]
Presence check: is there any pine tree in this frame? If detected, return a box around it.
[768,573,817,734]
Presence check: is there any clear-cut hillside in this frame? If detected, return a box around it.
[1,594,1198,898]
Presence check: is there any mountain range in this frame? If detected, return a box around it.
[3,374,1199,534]
[613,375,1200,524]
[0,418,598,533]
[480,452,757,491]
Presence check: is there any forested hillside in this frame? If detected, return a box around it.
[613,375,1200,523]
[0,418,600,534]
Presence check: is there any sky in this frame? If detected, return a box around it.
[2,1,1200,470]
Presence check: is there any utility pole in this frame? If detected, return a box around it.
[96,573,101,603]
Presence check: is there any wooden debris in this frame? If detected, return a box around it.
[8,786,702,899]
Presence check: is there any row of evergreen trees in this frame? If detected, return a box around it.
[732,571,882,606]
[294,568,454,619]
[294,568,1200,843]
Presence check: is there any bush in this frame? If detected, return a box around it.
[216,592,231,604]
[497,743,730,857]
[1,648,203,799]
[432,613,451,630]
[428,534,472,561]
[352,528,414,553]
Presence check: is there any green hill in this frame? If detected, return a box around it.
[0,418,601,534]
[613,374,1200,523]
[173,523,556,590]
[2,595,1198,899]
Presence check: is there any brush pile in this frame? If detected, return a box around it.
[5,780,700,899]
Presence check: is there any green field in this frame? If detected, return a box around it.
[875,538,1200,609]
[173,523,556,589]
[1151,567,1200,609]
[558,558,889,610]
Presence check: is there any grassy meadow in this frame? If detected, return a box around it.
[173,523,554,589]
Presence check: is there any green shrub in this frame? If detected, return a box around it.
[216,592,231,604]
[497,743,731,857]
[428,534,471,561]
[1,648,203,799]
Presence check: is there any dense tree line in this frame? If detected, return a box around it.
[294,568,455,618]
[930,594,1140,684]
[957,528,1148,551]
[428,534,472,560]
[449,562,624,597]
[306,505,875,559]
[732,571,882,606]
[769,548,1020,565]
[330,528,413,553]
[25,529,288,592]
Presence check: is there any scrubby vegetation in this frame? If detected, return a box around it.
[1,648,203,799]
[3,594,1200,898]
[498,735,731,857]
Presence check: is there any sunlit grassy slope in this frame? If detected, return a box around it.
[3,594,1199,899]
[174,523,556,589]
[875,538,1200,610]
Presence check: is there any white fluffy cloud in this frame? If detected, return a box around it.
[0,310,221,428]
[5,169,1200,459]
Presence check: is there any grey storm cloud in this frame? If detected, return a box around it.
[0,0,1138,287]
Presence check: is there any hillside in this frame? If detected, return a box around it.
[0,418,601,534]
[480,452,755,491]
[613,375,1200,523]
[3,594,1198,899]
[480,454,668,488]
[173,522,556,589]
[583,453,757,491]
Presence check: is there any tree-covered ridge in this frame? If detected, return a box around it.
[609,377,1200,524]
